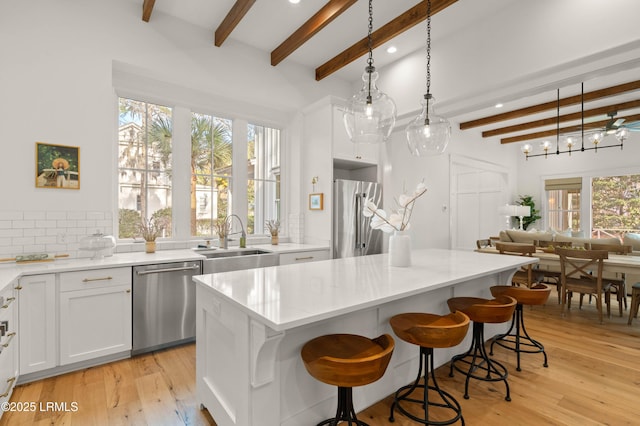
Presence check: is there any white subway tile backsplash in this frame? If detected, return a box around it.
[37,220,58,228]
[0,229,23,238]
[24,211,46,220]
[0,210,113,258]
[12,220,35,229]
[46,211,67,220]
[0,211,23,220]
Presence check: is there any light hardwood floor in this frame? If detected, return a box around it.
[2,299,639,425]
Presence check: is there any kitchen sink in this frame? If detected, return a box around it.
[196,248,279,274]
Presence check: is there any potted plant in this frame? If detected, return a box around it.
[265,220,280,245]
[138,217,166,253]
[214,218,231,249]
[517,195,542,231]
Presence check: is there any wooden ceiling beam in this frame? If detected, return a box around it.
[482,99,640,137]
[500,113,640,144]
[272,0,357,66]
[142,0,156,22]
[315,0,458,81]
[460,79,640,130]
[215,0,256,47]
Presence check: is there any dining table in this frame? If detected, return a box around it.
[476,246,640,278]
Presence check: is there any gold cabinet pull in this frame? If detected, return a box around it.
[1,297,15,309]
[1,332,15,348]
[0,377,16,398]
[14,285,22,290]
[82,276,113,283]
[295,256,314,261]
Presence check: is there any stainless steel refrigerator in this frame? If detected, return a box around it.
[333,179,382,258]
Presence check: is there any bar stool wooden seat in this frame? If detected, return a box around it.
[489,284,551,371]
[447,295,517,401]
[301,333,394,426]
[629,282,640,325]
[388,311,470,425]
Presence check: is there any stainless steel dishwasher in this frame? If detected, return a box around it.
[132,261,202,355]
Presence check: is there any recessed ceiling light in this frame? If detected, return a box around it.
[386,46,397,54]
[495,103,503,108]
[289,0,300,4]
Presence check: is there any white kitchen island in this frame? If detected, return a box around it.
[193,248,536,426]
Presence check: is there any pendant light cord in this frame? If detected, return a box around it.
[425,0,431,97]
[366,0,374,104]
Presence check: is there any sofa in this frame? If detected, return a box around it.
[498,229,623,248]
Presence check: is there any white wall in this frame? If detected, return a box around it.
[0,0,351,254]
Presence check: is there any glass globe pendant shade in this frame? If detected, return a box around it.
[343,68,397,144]
[406,94,450,156]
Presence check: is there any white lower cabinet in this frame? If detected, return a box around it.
[59,268,131,365]
[279,249,330,265]
[0,282,19,407]
[18,274,56,375]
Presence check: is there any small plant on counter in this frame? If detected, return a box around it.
[213,218,231,239]
[137,217,166,242]
[265,220,280,236]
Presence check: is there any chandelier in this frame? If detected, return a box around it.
[521,84,628,160]
[406,0,451,156]
[343,0,396,144]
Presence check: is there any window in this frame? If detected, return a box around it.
[592,174,640,239]
[545,178,581,232]
[247,124,280,235]
[117,98,172,239]
[191,113,233,237]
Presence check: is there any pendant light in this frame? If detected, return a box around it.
[343,0,396,144]
[406,0,451,156]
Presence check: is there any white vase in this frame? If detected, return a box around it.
[389,230,411,267]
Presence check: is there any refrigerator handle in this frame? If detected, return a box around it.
[355,193,361,251]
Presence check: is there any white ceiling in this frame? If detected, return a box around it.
[132,0,510,82]
[131,0,640,146]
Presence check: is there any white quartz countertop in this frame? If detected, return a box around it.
[193,248,537,331]
[0,243,329,290]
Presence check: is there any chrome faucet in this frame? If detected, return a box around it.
[225,214,247,248]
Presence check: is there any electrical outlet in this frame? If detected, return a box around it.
[57,232,67,244]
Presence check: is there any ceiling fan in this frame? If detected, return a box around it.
[602,111,640,134]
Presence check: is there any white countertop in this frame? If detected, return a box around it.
[0,243,329,290]
[193,248,537,331]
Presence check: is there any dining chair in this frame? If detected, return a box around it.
[495,242,543,288]
[555,247,611,324]
[533,240,573,302]
[584,243,632,316]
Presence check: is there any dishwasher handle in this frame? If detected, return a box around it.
[136,265,200,275]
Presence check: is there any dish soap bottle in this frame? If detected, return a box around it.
[240,230,246,248]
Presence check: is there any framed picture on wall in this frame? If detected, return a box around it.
[309,193,324,210]
[35,142,80,189]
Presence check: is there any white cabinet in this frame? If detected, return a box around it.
[59,267,131,365]
[0,282,19,407]
[279,249,330,265]
[332,106,379,165]
[18,274,56,375]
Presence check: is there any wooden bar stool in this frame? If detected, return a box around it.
[301,333,394,426]
[489,284,551,371]
[447,295,517,401]
[388,311,470,425]
[628,282,640,325]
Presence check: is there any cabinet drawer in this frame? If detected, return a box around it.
[60,267,131,292]
[279,250,329,265]
[0,285,16,323]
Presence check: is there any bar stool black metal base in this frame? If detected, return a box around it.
[389,347,464,425]
[490,304,548,371]
[317,386,368,426]
[449,321,511,401]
